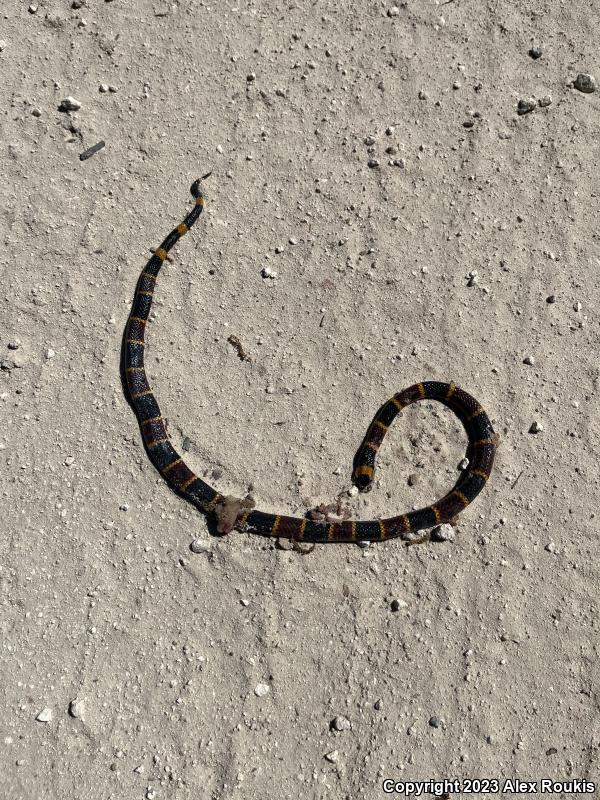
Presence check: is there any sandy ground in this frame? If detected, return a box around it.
[1,0,600,798]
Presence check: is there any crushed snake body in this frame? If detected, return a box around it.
[123,179,497,544]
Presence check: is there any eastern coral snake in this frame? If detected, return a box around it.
[123,179,497,545]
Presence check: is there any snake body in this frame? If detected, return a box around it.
[123,180,497,544]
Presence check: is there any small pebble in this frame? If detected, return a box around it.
[182,437,193,452]
[453,80,461,90]
[36,708,52,723]
[392,158,406,168]
[573,73,597,93]
[529,421,543,434]
[546,294,556,304]
[254,683,270,697]
[261,266,276,279]
[7,338,21,350]
[545,541,556,554]
[0,40,6,52]
[347,485,359,498]
[246,72,256,82]
[385,126,395,135]
[523,355,535,365]
[538,95,552,107]
[390,598,407,612]
[46,348,56,359]
[517,97,536,115]
[99,83,109,93]
[418,90,428,100]
[357,540,370,548]
[190,538,210,554]
[331,715,351,732]
[69,698,84,718]
[374,699,383,711]
[429,716,443,729]
[364,135,375,145]
[367,159,379,168]
[64,456,75,466]
[387,6,400,16]
[28,4,38,12]
[72,0,84,8]
[431,524,456,543]
[32,108,42,117]
[59,96,81,112]
[529,47,542,59]
[324,750,339,763]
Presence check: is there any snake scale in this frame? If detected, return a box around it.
[123,178,498,545]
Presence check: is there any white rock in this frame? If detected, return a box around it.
[60,96,81,111]
[332,715,351,731]
[190,538,210,554]
[36,708,52,722]
[254,683,270,697]
[432,524,456,542]
[69,698,84,718]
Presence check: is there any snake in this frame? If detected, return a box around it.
[123,178,498,545]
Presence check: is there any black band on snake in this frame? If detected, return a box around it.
[123,180,498,545]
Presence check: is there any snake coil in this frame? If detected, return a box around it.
[123,180,497,544]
